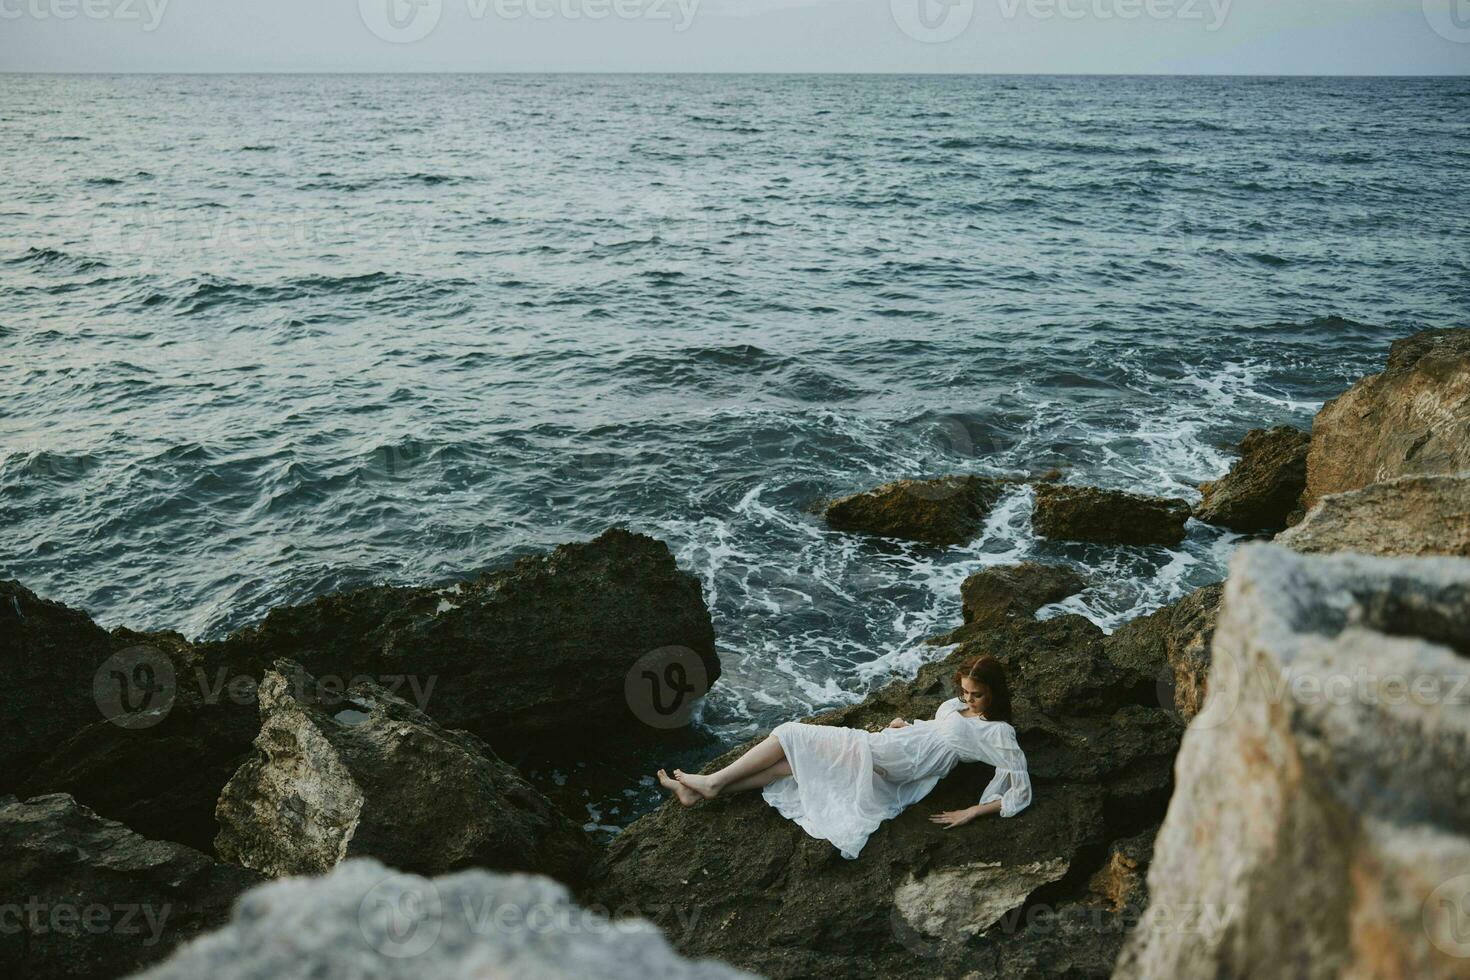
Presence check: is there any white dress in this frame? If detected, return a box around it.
[760,697,1032,860]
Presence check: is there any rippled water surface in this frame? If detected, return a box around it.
[4,75,1468,778]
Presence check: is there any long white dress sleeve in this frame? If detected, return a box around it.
[759,697,1032,859]
[932,698,1032,817]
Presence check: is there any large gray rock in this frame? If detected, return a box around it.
[1278,473,1470,558]
[214,662,593,885]
[1194,426,1310,532]
[0,793,261,980]
[1303,327,1470,510]
[824,475,1008,546]
[1032,486,1191,547]
[130,858,756,980]
[1114,545,1470,980]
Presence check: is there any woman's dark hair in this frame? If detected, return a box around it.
[952,655,1012,723]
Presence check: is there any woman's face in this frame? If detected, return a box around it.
[959,678,991,716]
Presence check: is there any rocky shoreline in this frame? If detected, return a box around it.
[2,328,1467,978]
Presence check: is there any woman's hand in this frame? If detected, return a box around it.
[886,717,910,729]
[929,806,982,829]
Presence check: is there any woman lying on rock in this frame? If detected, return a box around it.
[657,655,1032,860]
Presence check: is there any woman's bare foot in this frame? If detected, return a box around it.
[657,768,702,807]
[673,768,719,800]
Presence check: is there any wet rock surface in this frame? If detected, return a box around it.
[1031,486,1191,547]
[214,661,594,885]
[824,475,1009,546]
[1114,545,1470,980]
[1303,327,1470,510]
[131,858,757,980]
[0,793,261,980]
[1194,425,1310,532]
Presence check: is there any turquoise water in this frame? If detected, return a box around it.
[3,73,1468,760]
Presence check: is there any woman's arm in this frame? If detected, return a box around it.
[929,799,1003,828]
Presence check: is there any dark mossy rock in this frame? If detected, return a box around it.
[0,582,119,793]
[824,475,1009,546]
[17,530,717,856]
[1105,583,1225,724]
[0,793,261,980]
[20,657,258,856]
[205,528,719,756]
[1195,426,1310,532]
[1032,485,1191,547]
[931,562,1087,644]
[587,588,1207,979]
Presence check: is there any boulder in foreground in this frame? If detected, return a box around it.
[0,793,261,980]
[1032,485,1191,547]
[1303,327,1470,510]
[1278,473,1470,558]
[1114,545,1470,980]
[132,857,756,980]
[824,475,1008,546]
[214,661,593,885]
[1194,425,1309,532]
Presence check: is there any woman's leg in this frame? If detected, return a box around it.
[721,758,792,794]
[675,731,787,800]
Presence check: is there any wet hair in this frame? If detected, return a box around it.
[952,655,1012,723]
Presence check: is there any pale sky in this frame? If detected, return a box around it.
[0,0,1467,73]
